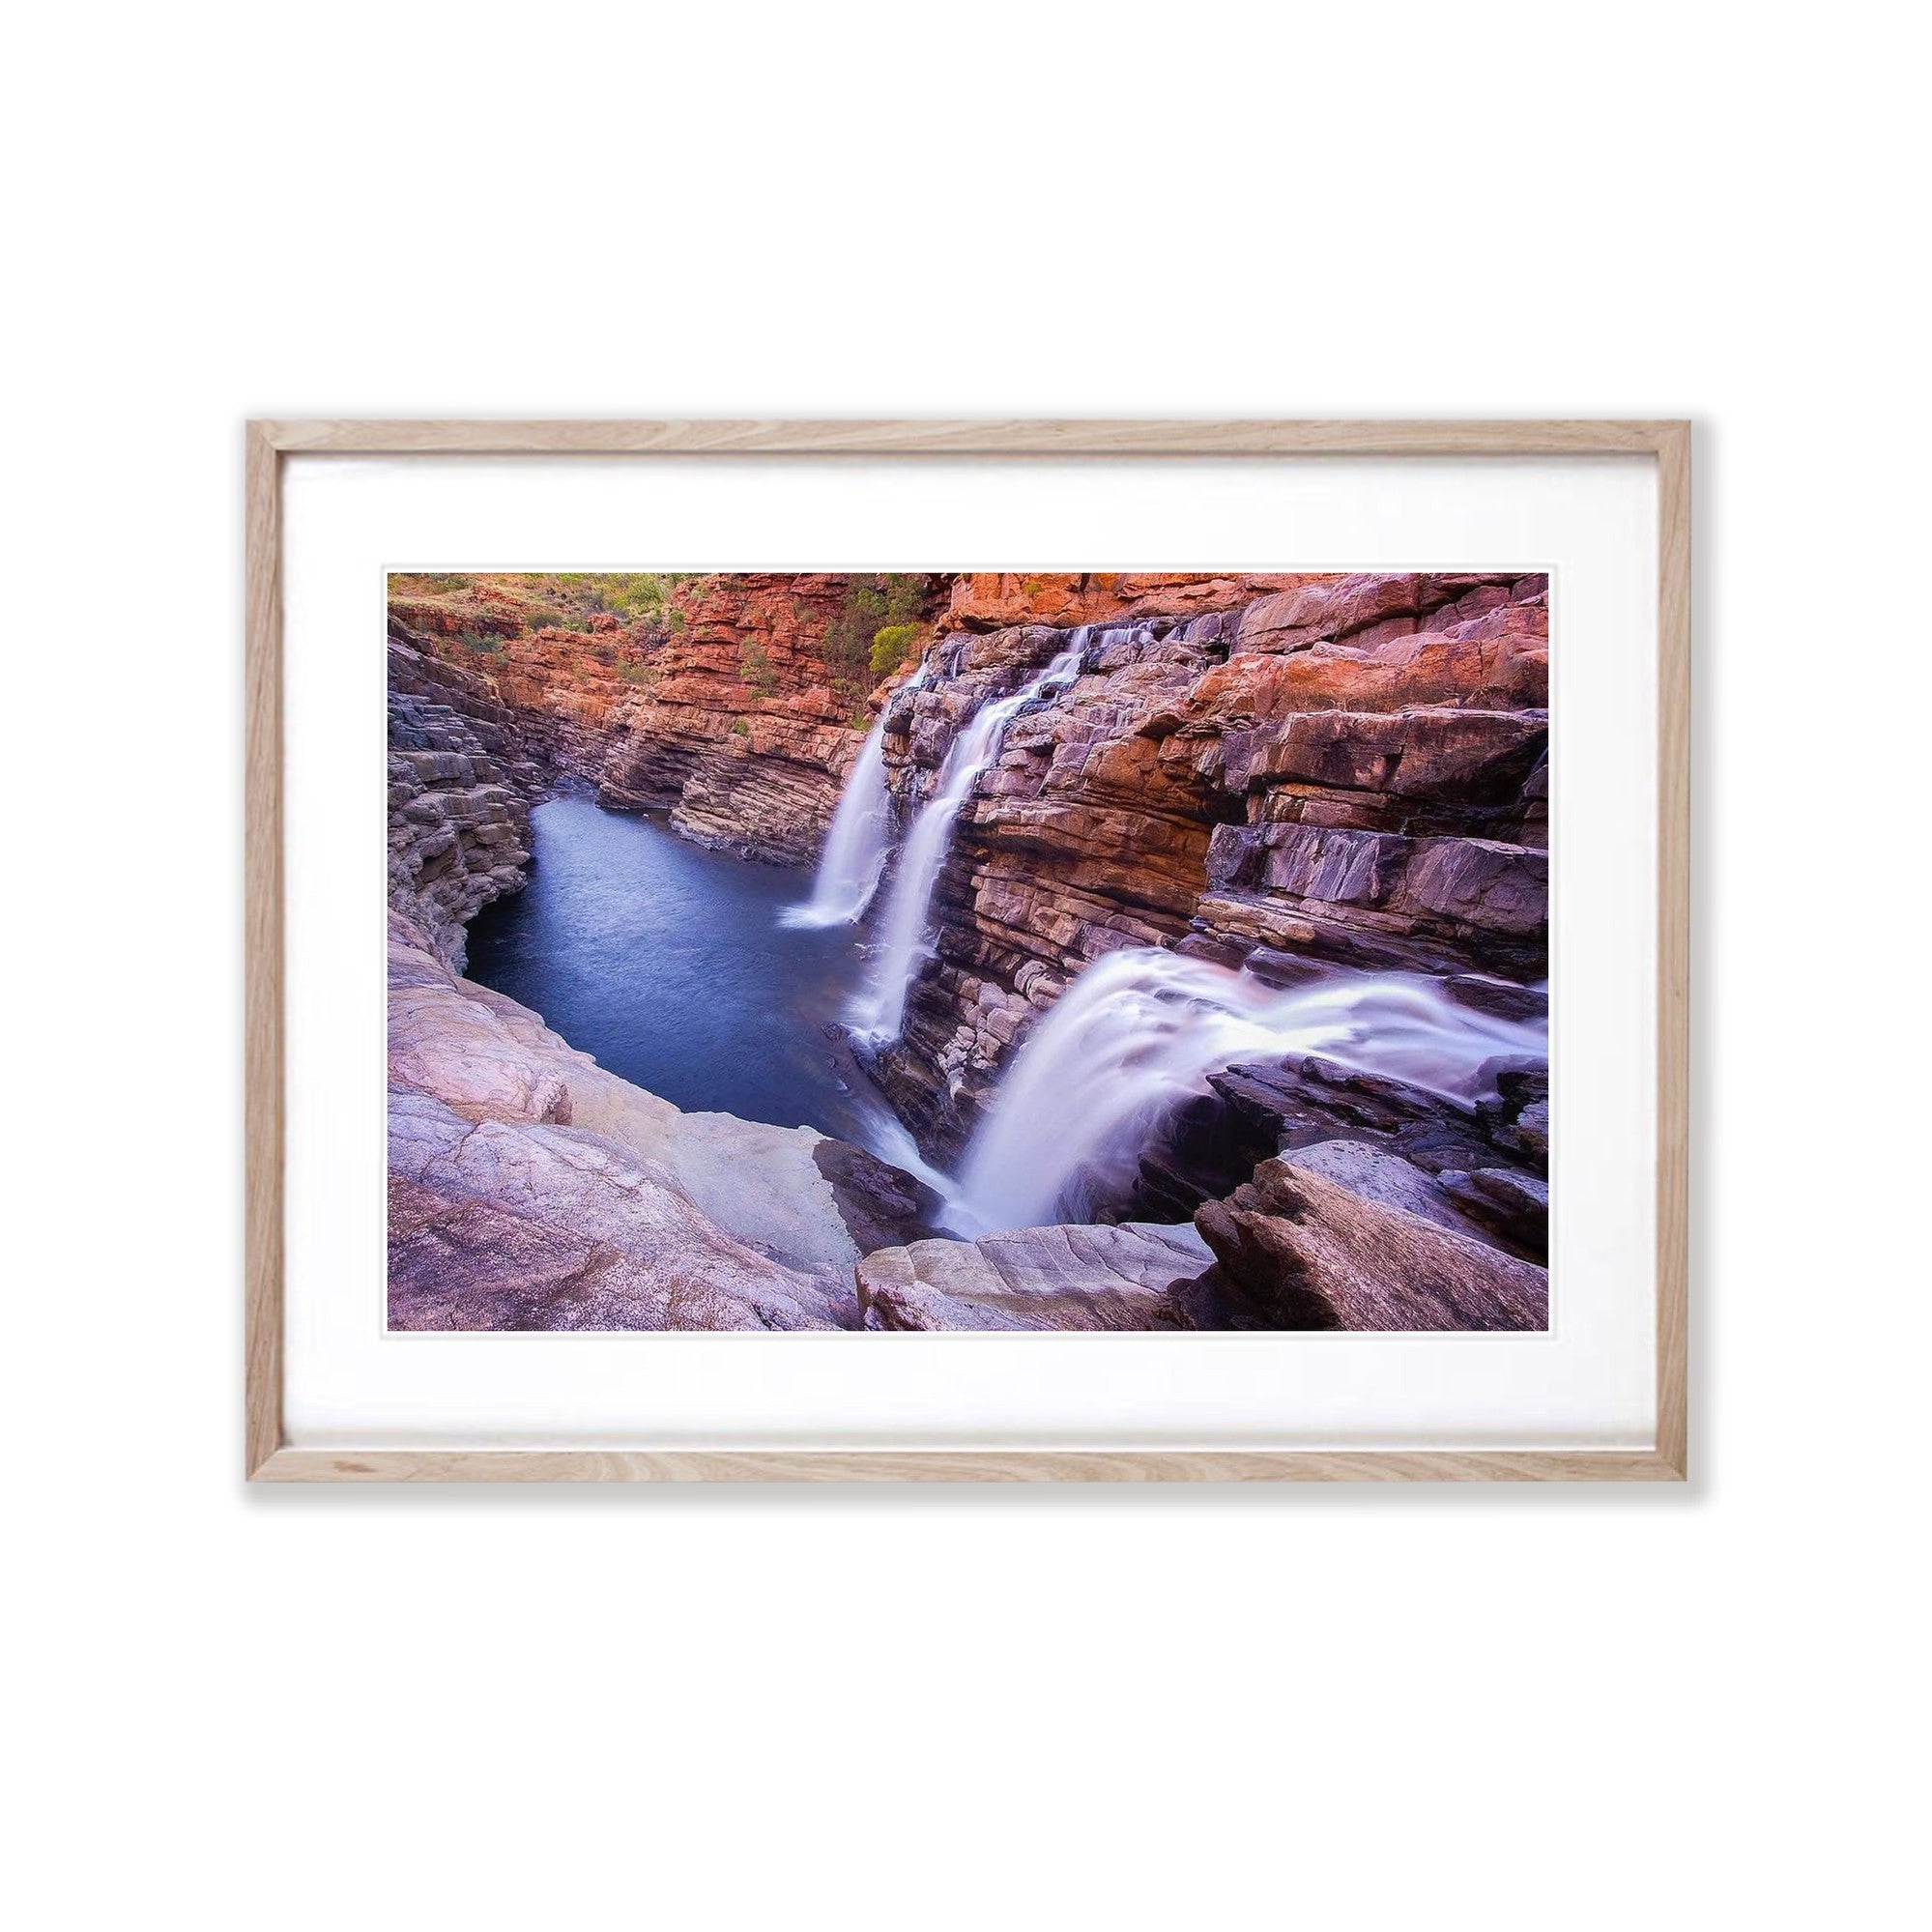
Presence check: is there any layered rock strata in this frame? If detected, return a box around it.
[937,571,1327,637]
[387,640,534,971]
[389,599,632,788]
[1136,1053,1549,1258]
[1192,1157,1548,1332]
[851,1155,1549,1334]
[856,1222,1214,1332]
[596,574,933,863]
[867,572,1550,1172]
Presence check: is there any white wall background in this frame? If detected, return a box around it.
[7,5,1925,1929]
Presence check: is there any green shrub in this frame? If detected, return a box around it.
[730,716,750,736]
[667,609,687,634]
[870,622,918,677]
[620,661,661,686]
[592,573,688,620]
[738,640,779,697]
[822,574,932,696]
[455,629,505,657]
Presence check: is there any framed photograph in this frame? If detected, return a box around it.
[246,419,1688,1482]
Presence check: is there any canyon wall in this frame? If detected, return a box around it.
[387,591,633,787]
[936,570,1326,637]
[864,572,1550,1230]
[386,580,654,972]
[387,636,536,971]
[390,571,943,865]
[596,574,908,863]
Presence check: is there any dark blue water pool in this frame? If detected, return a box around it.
[465,795,883,1140]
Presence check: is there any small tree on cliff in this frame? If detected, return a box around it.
[739,640,779,697]
[822,575,931,696]
[870,622,919,678]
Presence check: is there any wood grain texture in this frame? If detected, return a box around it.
[255,418,1685,458]
[245,423,283,1478]
[1655,423,1692,1478]
[252,1448,1685,1484]
[243,418,1691,1484]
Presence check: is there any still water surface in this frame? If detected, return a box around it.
[466,795,885,1142]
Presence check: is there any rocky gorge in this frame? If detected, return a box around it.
[385,569,1551,1331]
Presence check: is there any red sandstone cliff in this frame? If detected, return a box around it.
[865,573,1549,1179]
[389,571,946,862]
[594,573,935,861]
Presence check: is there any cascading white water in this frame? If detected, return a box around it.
[780,669,925,930]
[848,642,1086,1043]
[950,947,1547,1235]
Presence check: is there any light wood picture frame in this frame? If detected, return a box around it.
[245,418,1689,1483]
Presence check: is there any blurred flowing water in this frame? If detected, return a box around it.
[848,644,1085,1043]
[950,947,1548,1234]
[780,667,926,931]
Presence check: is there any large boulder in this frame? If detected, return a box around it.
[1285,1139,1498,1242]
[387,916,573,1125]
[856,1222,1214,1332]
[386,921,939,1329]
[389,1091,847,1331]
[1193,1157,1547,1331]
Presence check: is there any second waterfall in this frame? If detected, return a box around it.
[848,641,1086,1044]
[781,669,925,930]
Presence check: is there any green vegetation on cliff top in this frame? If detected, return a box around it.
[389,571,943,713]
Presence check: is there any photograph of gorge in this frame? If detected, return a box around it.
[387,569,1551,1333]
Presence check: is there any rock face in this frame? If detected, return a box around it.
[1136,1055,1550,1259]
[856,1222,1214,1332]
[386,913,940,1330]
[387,640,534,971]
[1192,1157,1548,1332]
[937,571,1326,637]
[595,573,937,863]
[389,572,945,865]
[865,572,1549,1168]
[388,591,637,789]
[389,1101,847,1332]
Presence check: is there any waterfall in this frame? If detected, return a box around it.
[780,670,924,930]
[950,947,1547,1234]
[848,641,1086,1044]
